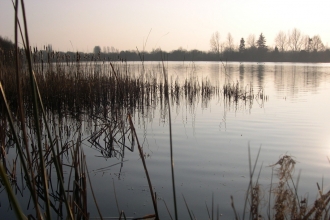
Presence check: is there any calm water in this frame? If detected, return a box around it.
[78,61,330,219]
[3,61,330,219]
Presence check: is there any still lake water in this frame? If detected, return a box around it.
[2,61,330,219]
[78,61,330,219]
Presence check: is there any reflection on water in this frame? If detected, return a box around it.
[1,61,330,219]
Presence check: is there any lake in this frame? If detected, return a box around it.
[78,61,330,219]
[2,61,330,219]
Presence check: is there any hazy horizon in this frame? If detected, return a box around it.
[1,0,330,53]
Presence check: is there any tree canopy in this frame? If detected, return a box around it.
[93,46,101,54]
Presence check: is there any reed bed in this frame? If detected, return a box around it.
[223,81,267,103]
[1,47,264,120]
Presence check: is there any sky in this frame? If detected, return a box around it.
[1,0,330,53]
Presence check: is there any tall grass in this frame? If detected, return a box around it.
[1,1,97,219]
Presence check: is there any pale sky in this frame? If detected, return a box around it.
[1,0,330,52]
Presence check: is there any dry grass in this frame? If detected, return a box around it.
[236,155,330,220]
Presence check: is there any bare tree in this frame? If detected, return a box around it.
[288,28,303,51]
[311,35,325,52]
[247,34,256,48]
[110,46,119,53]
[210,31,220,54]
[301,35,312,51]
[226,32,234,51]
[275,31,287,51]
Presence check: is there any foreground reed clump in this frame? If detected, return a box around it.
[232,154,330,220]
[271,155,330,220]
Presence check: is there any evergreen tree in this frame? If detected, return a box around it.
[257,33,267,50]
[239,38,245,52]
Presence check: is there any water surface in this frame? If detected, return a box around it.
[77,61,330,219]
[2,61,330,219]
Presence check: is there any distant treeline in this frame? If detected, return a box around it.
[2,36,330,63]
[107,48,330,63]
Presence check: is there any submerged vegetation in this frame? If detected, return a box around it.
[0,1,329,220]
